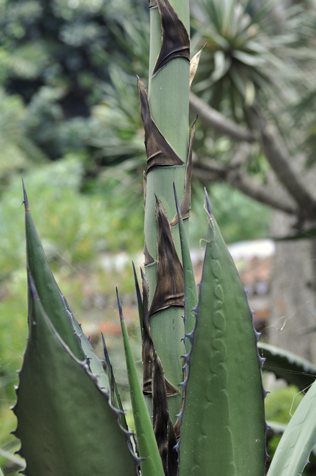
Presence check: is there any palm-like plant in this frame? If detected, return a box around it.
[190,0,304,120]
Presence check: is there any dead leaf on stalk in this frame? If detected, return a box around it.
[141,270,178,396]
[153,352,178,476]
[170,117,197,226]
[189,43,207,88]
[138,78,184,172]
[153,0,190,76]
[149,197,184,317]
[141,270,154,395]
[143,171,147,209]
[149,0,157,6]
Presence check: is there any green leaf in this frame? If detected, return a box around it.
[133,262,143,338]
[173,183,197,344]
[101,333,132,436]
[23,180,84,361]
[13,273,138,476]
[259,342,316,391]
[23,181,110,392]
[178,192,266,476]
[267,379,316,476]
[118,289,165,476]
[60,293,111,394]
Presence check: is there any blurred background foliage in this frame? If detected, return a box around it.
[1,0,316,473]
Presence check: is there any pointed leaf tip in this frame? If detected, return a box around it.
[204,188,213,216]
[22,179,30,211]
[116,288,124,321]
[173,182,181,215]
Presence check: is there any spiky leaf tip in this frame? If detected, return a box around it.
[117,288,165,476]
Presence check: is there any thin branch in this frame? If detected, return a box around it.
[189,92,256,143]
[193,144,298,216]
[260,127,316,217]
[190,93,316,219]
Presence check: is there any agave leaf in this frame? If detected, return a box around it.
[13,273,138,476]
[60,293,110,392]
[153,0,190,76]
[23,181,110,392]
[133,263,144,338]
[138,77,184,171]
[117,290,165,476]
[173,184,197,347]
[23,180,83,361]
[178,191,266,476]
[101,333,132,434]
[267,379,316,476]
[259,342,316,391]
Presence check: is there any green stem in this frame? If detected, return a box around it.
[144,0,190,423]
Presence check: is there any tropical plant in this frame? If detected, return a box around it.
[7,1,316,476]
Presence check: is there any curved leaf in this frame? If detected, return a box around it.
[23,180,83,361]
[267,379,316,476]
[23,181,110,392]
[13,273,138,476]
[259,342,316,391]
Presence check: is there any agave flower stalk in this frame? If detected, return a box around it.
[140,0,192,424]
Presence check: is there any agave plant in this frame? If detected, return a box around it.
[11,1,316,476]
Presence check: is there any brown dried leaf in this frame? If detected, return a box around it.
[149,0,157,6]
[141,270,178,396]
[153,352,178,476]
[170,117,197,226]
[138,77,184,172]
[143,171,147,209]
[149,197,184,317]
[141,270,154,395]
[189,43,207,88]
[153,0,190,76]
